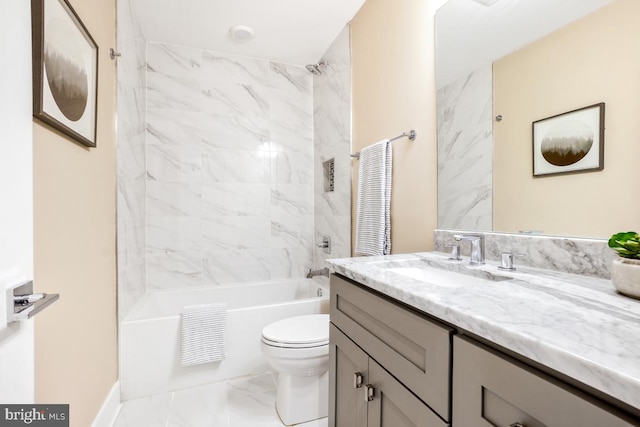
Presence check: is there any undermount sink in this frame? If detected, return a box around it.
[386,266,496,287]
[374,254,513,286]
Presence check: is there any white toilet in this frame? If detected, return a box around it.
[260,314,330,426]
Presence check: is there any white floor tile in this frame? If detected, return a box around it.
[113,372,327,427]
[167,382,230,427]
[296,417,328,427]
[226,372,277,395]
[227,386,283,427]
[113,393,172,427]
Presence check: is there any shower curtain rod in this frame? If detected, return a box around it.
[350,129,416,159]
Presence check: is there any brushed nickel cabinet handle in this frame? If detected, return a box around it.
[510,423,526,427]
[365,384,375,402]
[354,372,364,389]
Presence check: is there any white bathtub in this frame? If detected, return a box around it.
[120,277,329,400]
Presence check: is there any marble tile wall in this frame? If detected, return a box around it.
[145,43,314,290]
[437,64,493,231]
[434,229,615,279]
[313,27,352,269]
[116,0,147,320]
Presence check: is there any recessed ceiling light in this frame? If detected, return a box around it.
[471,0,500,6]
[229,25,255,42]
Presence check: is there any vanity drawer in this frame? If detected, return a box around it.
[330,274,454,421]
[453,336,638,427]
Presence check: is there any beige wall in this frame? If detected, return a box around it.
[493,0,640,238]
[351,0,439,254]
[33,0,117,425]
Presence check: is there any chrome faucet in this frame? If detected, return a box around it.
[453,234,485,265]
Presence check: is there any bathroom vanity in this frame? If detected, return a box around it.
[327,252,640,427]
[329,274,452,426]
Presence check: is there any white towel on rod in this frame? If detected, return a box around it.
[181,303,227,366]
[355,139,392,256]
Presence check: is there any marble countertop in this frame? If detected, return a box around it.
[326,252,640,411]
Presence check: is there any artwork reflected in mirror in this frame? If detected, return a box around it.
[436,0,640,239]
[532,103,604,177]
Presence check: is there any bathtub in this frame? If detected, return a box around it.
[119,277,329,400]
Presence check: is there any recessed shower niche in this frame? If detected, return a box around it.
[323,158,335,193]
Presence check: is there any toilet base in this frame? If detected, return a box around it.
[275,370,328,426]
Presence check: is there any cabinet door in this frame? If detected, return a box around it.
[330,323,368,427]
[368,359,449,427]
[453,336,639,427]
[331,274,453,420]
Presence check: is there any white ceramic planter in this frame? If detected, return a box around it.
[611,257,640,299]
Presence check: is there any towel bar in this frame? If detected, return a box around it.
[351,129,416,159]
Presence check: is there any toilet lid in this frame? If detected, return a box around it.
[262,314,329,345]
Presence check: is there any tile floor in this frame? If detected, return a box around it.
[112,372,328,427]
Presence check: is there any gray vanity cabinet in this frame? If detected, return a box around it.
[367,357,447,426]
[329,274,453,427]
[330,324,447,427]
[329,323,368,426]
[452,336,637,427]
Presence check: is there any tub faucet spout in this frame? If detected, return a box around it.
[306,268,329,279]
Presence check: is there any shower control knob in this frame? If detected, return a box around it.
[316,235,331,254]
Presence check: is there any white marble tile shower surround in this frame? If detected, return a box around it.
[437,64,493,231]
[113,372,328,427]
[116,0,147,320]
[145,43,315,290]
[313,28,352,269]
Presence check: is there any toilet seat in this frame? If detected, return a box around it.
[261,337,328,349]
[261,314,329,349]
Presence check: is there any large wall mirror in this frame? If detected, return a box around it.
[435,0,640,239]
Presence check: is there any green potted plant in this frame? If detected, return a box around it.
[608,231,640,298]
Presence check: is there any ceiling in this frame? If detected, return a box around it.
[129,0,367,66]
[436,0,615,87]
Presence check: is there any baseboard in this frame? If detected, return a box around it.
[91,381,121,427]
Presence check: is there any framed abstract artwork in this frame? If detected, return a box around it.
[32,0,98,147]
[532,103,605,177]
